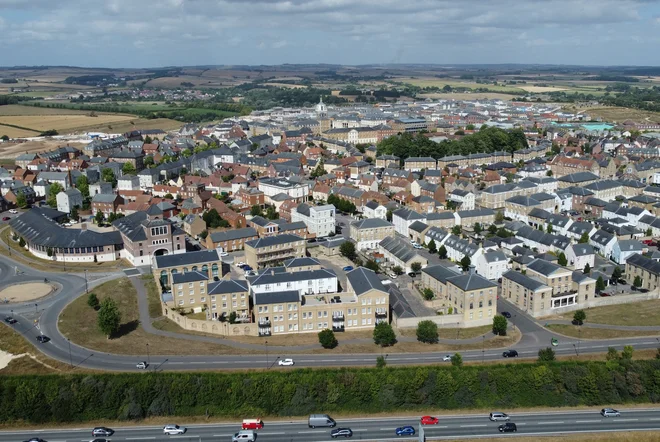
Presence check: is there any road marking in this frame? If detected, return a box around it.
[261,432,286,435]
[461,424,487,427]
[613,418,639,422]
[127,438,155,440]
[539,421,564,424]
[575,420,600,423]
[298,430,326,433]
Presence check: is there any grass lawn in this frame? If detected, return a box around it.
[141,275,163,319]
[547,324,660,340]
[394,78,524,93]
[0,226,127,272]
[399,325,492,340]
[558,299,660,327]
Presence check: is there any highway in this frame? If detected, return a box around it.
[3,408,660,441]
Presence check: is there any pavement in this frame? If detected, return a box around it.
[3,408,660,441]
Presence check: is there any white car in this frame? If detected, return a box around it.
[8,209,17,214]
[278,358,295,366]
[163,424,186,435]
[219,251,229,257]
[387,272,398,279]
[136,361,148,369]
[442,355,452,362]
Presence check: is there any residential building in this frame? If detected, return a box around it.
[565,243,595,271]
[56,188,83,214]
[625,253,660,291]
[474,250,509,281]
[362,200,387,219]
[91,193,123,217]
[290,203,336,238]
[153,249,225,289]
[448,189,475,210]
[205,227,258,252]
[350,218,395,251]
[258,177,309,203]
[378,236,428,273]
[244,234,306,269]
[612,240,644,265]
[392,207,426,237]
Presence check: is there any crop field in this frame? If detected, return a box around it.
[0,114,135,132]
[574,106,660,124]
[518,85,568,93]
[0,104,103,116]
[418,92,516,101]
[394,77,525,93]
[0,126,40,138]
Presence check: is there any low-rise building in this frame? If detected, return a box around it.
[378,236,428,273]
[290,203,335,238]
[625,253,660,291]
[205,227,259,252]
[56,188,83,214]
[350,218,395,251]
[244,234,306,269]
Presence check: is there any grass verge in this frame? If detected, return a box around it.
[0,226,128,272]
[558,299,660,327]
[547,324,660,340]
[141,275,162,319]
[399,324,492,340]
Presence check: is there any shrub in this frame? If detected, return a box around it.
[373,322,396,347]
[87,293,100,310]
[416,320,438,344]
[573,310,586,325]
[318,329,338,349]
[492,315,508,336]
[422,288,434,301]
[451,353,463,367]
[376,356,387,368]
[538,347,556,362]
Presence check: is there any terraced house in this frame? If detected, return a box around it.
[625,253,660,292]
[350,218,395,251]
[244,234,306,269]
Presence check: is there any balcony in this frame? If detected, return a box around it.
[375,310,388,318]
[258,319,271,327]
[375,318,388,325]
[332,324,345,332]
[258,330,271,337]
[332,314,345,321]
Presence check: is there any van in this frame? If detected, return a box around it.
[232,430,256,441]
[308,414,336,428]
[242,419,264,430]
[489,412,509,421]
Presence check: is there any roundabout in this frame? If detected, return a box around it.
[0,282,54,303]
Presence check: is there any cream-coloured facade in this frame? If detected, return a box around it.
[350,218,395,251]
[244,234,307,269]
[253,267,389,336]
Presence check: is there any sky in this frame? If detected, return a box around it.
[1,0,660,68]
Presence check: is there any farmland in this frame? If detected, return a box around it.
[567,106,660,124]
[393,77,525,93]
[0,115,135,132]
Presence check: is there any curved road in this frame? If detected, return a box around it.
[1,254,660,371]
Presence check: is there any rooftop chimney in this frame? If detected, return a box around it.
[468,265,476,275]
[81,223,87,231]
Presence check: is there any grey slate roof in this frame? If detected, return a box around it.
[154,249,220,268]
[208,227,258,243]
[247,268,336,286]
[351,218,393,230]
[245,233,303,249]
[571,244,594,256]
[627,253,660,275]
[172,271,208,284]
[283,257,320,268]
[254,290,300,305]
[527,258,567,276]
[346,267,388,295]
[379,236,424,263]
[408,221,429,233]
[447,272,497,291]
[422,264,461,282]
[502,270,548,291]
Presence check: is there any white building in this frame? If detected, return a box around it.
[475,250,509,281]
[56,188,83,214]
[290,203,336,238]
[611,240,644,265]
[258,177,309,203]
[117,175,140,191]
[565,243,595,271]
[362,200,387,220]
[392,207,426,237]
[248,267,338,296]
[33,180,50,198]
[448,189,475,210]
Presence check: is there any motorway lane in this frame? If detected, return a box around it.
[3,409,660,442]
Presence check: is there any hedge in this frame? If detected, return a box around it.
[2,360,660,424]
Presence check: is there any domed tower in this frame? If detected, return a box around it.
[315,96,327,119]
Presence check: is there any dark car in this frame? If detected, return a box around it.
[498,423,517,433]
[641,288,649,293]
[502,350,518,358]
[408,272,416,277]
[92,427,114,437]
[618,279,627,285]
[395,426,415,436]
[4,316,17,324]
[307,238,317,243]
[317,238,328,242]
[331,428,353,438]
[36,335,50,343]
[90,439,109,442]
[501,311,511,318]
[2,216,10,221]
[24,439,47,442]
[599,292,610,297]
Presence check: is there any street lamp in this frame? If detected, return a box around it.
[84,269,88,294]
[147,343,150,368]
[34,303,37,313]
[68,338,73,368]
[265,340,269,369]
[482,335,485,363]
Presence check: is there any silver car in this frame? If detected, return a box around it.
[601,408,620,417]
[163,424,186,435]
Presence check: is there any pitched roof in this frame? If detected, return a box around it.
[447,272,497,291]
[346,267,388,295]
[154,249,220,268]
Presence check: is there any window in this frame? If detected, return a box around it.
[200,297,206,303]
[189,298,194,304]
[469,303,473,310]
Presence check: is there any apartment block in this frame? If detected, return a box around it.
[350,218,395,251]
[244,234,306,269]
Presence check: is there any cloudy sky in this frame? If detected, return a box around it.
[1,0,660,68]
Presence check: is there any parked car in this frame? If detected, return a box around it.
[36,335,50,343]
[307,238,317,243]
[502,350,518,358]
[317,238,328,242]
[618,279,627,285]
[278,358,295,366]
[498,423,517,433]
[601,408,620,417]
[387,272,398,279]
[395,426,415,436]
[236,262,246,267]
[92,427,114,437]
[136,361,148,369]
[408,272,416,277]
[501,311,511,318]
[9,209,18,214]
[163,424,186,435]
[342,266,354,272]
[330,428,353,438]
[24,439,47,442]
[599,292,611,297]
[420,416,439,425]
[489,412,510,421]
[2,216,9,221]
[4,316,17,324]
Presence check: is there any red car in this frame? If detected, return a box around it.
[2,217,9,221]
[420,416,439,425]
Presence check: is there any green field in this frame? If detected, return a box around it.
[394,78,525,93]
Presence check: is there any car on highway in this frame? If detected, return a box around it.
[498,422,517,432]
[136,361,148,369]
[92,427,114,436]
[2,216,9,221]
[442,355,452,362]
[163,424,186,435]
[501,311,511,318]
[395,426,415,436]
[4,316,17,324]
[330,428,353,438]
[9,209,18,214]
[489,412,510,421]
[420,416,439,425]
[342,266,354,271]
[278,358,295,366]
[36,335,50,343]
[90,439,109,442]
[601,408,621,417]
[24,438,47,442]
[502,350,518,358]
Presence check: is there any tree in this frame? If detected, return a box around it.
[451,225,462,235]
[438,245,448,259]
[579,232,590,244]
[250,205,263,217]
[265,205,279,220]
[633,275,643,289]
[451,353,463,367]
[493,315,508,336]
[428,239,437,254]
[612,266,623,281]
[76,176,89,199]
[646,228,653,236]
[474,222,482,234]
[376,355,387,368]
[573,309,586,325]
[596,276,606,292]
[386,210,392,222]
[606,347,619,361]
[459,255,471,272]
[47,182,63,208]
[203,209,223,229]
[537,347,556,362]
[583,263,591,274]
[0,135,8,141]
[392,266,403,275]
[546,170,553,177]
[373,322,396,347]
[422,288,434,300]
[95,210,105,224]
[228,311,237,324]
[416,320,438,344]
[70,206,79,222]
[87,293,100,310]
[622,345,634,360]
[18,237,25,247]
[318,329,338,349]
[143,156,155,168]
[310,159,325,178]
[47,247,53,257]
[557,252,568,267]
[411,262,422,274]
[340,241,356,261]
[488,224,497,235]
[122,162,136,175]
[144,135,153,144]
[546,223,553,233]
[108,212,124,223]
[365,259,380,273]
[97,298,121,339]
[15,192,27,209]
[495,210,504,223]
